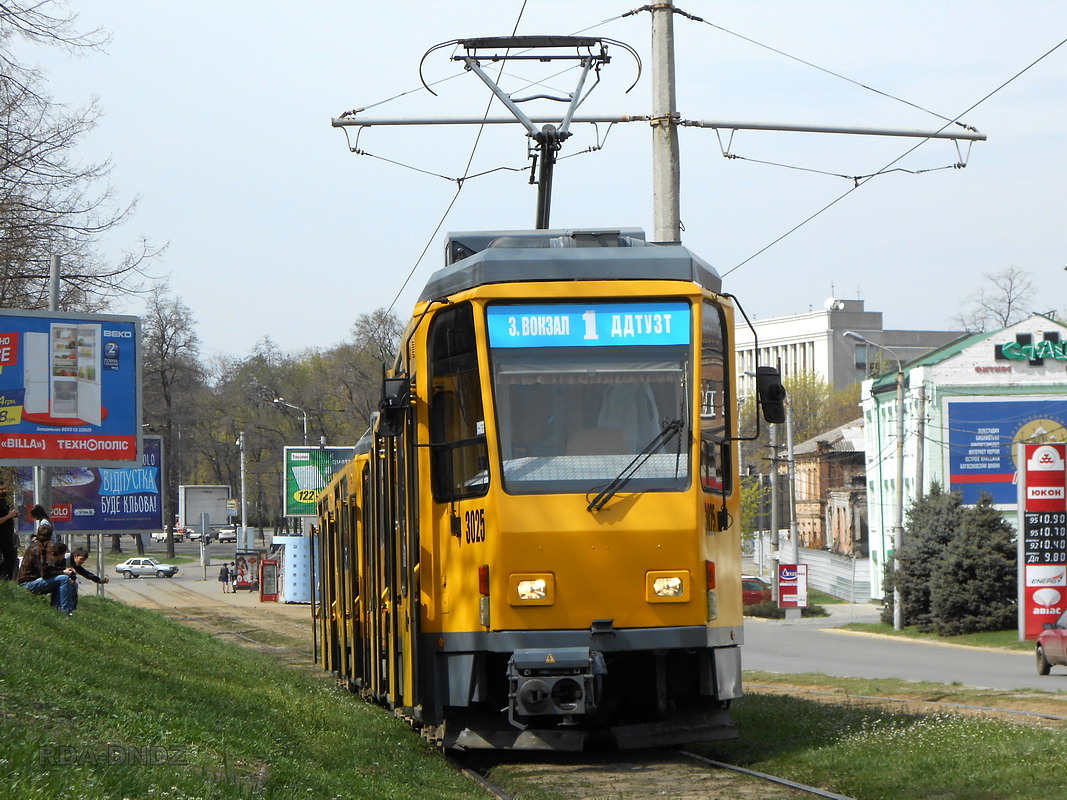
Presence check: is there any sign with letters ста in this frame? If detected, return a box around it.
[486,302,691,349]
[0,309,141,466]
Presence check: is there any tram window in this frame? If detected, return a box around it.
[700,301,730,494]
[490,348,691,496]
[428,303,490,502]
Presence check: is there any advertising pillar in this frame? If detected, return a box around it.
[778,563,808,609]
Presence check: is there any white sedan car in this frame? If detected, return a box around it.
[115,557,179,579]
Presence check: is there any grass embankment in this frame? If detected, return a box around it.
[840,622,1034,652]
[0,582,485,800]
[6,576,1065,800]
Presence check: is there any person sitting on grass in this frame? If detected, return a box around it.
[50,543,108,612]
[15,523,75,615]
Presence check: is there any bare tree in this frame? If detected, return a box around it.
[955,266,1034,332]
[141,282,202,554]
[0,2,159,311]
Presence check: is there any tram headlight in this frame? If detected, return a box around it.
[517,579,548,600]
[509,573,555,605]
[646,570,691,602]
[653,576,684,597]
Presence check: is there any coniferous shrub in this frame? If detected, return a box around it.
[929,493,1017,635]
[884,483,964,630]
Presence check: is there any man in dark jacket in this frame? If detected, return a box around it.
[16,523,75,614]
[0,481,19,580]
[52,543,107,611]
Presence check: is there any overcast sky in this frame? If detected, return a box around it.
[20,1,1067,360]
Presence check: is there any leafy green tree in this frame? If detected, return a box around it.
[884,483,964,629]
[929,493,1016,635]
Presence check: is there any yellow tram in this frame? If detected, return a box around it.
[312,227,782,750]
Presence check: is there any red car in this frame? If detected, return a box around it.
[742,575,772,606]
[1037,609,1067,675]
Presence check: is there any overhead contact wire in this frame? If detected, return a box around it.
[722,33,1067,279]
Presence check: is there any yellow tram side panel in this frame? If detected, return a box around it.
[316,454,372,688]
[407,279,744,639]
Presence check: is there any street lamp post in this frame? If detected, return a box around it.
[236,431,250,551]
[273,398,308,446]
[845,331,906,631]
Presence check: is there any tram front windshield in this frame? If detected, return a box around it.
[487,302,691,497]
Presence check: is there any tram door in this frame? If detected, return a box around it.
[358,463,373,691]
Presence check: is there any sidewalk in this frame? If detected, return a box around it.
[102,565,312,626]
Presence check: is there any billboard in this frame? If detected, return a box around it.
[948,399,1067,504]
[0,309,141,466]
[15,436,163,534]
[1018,443,1067,640]
[282,446,355,516]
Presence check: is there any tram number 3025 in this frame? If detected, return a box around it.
[464,509,486,544]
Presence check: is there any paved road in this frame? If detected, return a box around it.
[741,604,1065,694]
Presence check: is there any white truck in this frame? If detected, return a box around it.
[178,485,231,538]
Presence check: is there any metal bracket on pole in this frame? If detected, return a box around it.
[409,35,640,228]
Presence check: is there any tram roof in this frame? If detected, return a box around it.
[418,228,722,301]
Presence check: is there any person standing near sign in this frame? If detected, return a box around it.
[0,482,19,580]
[219,563,231,593]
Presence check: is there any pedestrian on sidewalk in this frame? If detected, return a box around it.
[219,563,231,593]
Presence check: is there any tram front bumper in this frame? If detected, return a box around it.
[507,647,606,727]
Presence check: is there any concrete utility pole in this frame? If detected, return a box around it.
[237,431,250,551]
[34,255,60,537]
[784,399,801,621]
[846,331,906,630]
[650,0,681,244]
[333,18,983,244]
[769,423,779,602]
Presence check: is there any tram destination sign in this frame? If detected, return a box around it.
[1018,443,1067,640]
[487,302,691,348]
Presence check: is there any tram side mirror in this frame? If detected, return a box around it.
[754,366,786,424]
[379,377,410,437]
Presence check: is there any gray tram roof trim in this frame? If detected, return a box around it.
[419,228,722,301]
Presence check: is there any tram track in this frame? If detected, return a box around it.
[450,749,856,800]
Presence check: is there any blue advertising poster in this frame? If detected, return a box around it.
[486,302,691,349]
[15,437,164,533]
[0,310,141,466]
[948,399,1067,503]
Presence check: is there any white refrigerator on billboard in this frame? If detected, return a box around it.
[23,323,102,425]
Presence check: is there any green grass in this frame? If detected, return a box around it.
[692,691,1067,800]
[840,622,1035,652]
[807,588,848,605]
[5,577,1064,800]
[0,581,486,800]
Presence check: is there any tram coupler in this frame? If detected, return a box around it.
[506,647,606,728]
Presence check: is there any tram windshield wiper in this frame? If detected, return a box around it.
[587,418,684,512]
